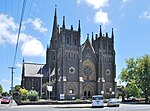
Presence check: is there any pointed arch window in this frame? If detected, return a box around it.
[74,39,77,46]
[67,37,69,44]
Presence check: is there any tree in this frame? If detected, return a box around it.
[0,84,3,94]
[120,55,150,103]
[14,85,21,92]
[1,91,9,97]
[124,81,141,99]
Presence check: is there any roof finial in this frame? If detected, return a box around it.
[78,20,81,36]
[100,25,102,37]
[23,58,24,63]
[106,32,108,38]
[87,33,89,39]
[111,28,114,38]
[111,28,114,43]
[92,32,94,43]
[62,16,65,29]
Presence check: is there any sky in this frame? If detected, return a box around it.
[1,0,150,92]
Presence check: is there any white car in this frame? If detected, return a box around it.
[107,98,120,107]
[92,95,104,108]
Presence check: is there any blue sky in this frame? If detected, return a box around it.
[1,0,150,92]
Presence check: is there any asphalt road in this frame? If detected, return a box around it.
[1,103,150,111]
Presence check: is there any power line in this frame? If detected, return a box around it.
[9,0,27,100]
[13,0,27,67]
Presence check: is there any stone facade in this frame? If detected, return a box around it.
[45,8,116,99]
[21,8,116,100]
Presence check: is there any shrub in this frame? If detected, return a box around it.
[19,88,28,101]
[27,90,39,101]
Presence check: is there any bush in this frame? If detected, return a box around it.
[19,88,28,101]
[27,90,39,101]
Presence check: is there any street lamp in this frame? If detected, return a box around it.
[101,91,104,95]
[112,91,115,97]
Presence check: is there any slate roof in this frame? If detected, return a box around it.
[24,63,45,77]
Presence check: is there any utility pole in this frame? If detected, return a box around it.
[8,67,16,99]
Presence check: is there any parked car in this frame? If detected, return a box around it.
[92,95,104,108]
[1,97,11,104]
[107,98,120,107]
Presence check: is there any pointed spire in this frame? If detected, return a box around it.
[96,34,98,39]
[100,25,102,37]
[106,32,108,38]
[87,34,89,40]
[62,16,65,29]
[52,5,58,37]
[111,28,114,40]
[71,25,73,30]
[78,20,81,35]
[92,32,94,43]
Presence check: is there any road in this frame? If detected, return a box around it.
[1,103,150,111]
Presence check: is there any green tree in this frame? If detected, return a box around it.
[14,85,21,92]
[1,91,9,96]
[124,81,141,99]
[120,55,150,103]
[0,84,3,94]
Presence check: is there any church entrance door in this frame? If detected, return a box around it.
[83,85,94,99]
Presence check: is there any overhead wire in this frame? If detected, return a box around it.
[13,0,27,67]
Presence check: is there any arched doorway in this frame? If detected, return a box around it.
[83,85,94,99]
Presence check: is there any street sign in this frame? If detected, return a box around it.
[47,86,52,92]
[60,94,64,100]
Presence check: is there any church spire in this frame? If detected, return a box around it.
[100,25,102,37]
[62,16,65,29]
[52,5,58,37]
[78,20,81,36]
[111,28,114,41]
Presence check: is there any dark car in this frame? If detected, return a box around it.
[1,97,11,104]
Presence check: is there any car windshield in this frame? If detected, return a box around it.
[108,98,118,101]
[93,96,103,100]
[2,97,10,100]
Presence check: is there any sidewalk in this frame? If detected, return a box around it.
[9,100,17,107]
[52,104,92,108]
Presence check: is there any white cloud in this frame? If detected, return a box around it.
[122,0,130,3]
[16,62,22,68]
[140,11,150,19]
[76,0,110,25]
[0,13,46,57]
[24,18,47,33]
[0,14,18,45]
[2,79,10,84]
[21,39,45,57]
[77,0,81,5]
[84,0,108,9]
[94,10,109,25]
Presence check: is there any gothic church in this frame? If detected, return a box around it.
[21,8,116,100]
